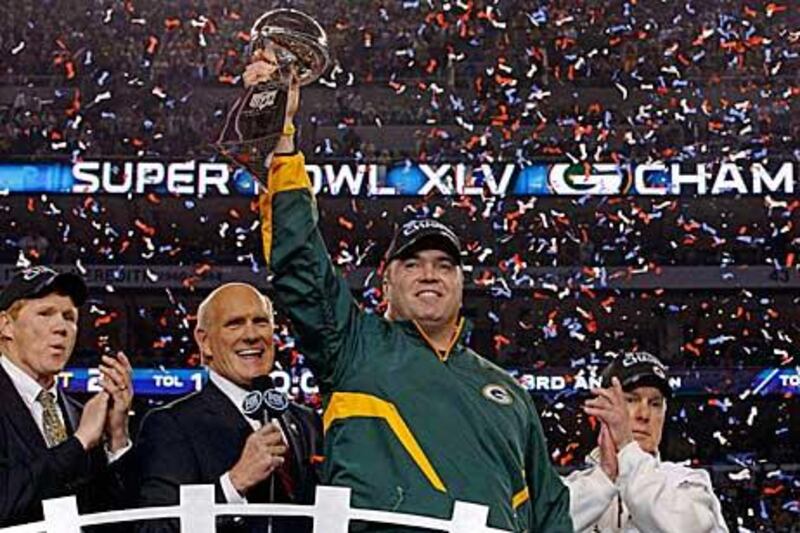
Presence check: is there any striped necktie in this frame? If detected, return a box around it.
[36,390,68,448]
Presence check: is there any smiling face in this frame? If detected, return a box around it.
[0,292,79,389]
[384,249,463,331]
[624,386,666,454]
[195,284,274,388]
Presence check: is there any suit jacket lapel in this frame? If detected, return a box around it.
[200,381,253,443]
[0,364,48,452]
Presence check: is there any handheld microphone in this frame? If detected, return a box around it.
[244,375,291,531]
[250,375,289,425]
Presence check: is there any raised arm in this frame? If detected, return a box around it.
[259,153,365,388]
[246,48,365,388]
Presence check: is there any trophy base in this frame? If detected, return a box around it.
[215,136,279,190]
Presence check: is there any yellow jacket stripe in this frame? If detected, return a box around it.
[512,486,530,509]
[323,392,447,493]
[259,153,313,264]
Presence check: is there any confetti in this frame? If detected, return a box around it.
[0,3,798,528]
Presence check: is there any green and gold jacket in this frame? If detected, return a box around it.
[259,153,573,532]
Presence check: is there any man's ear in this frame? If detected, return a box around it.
[194,327,212,365]
[382,262,393,289]
[0,312,13,343]
[382,272,393,302]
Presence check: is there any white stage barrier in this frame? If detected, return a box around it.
[0,485,511,533]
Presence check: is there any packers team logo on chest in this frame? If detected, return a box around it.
[482,384,513,405]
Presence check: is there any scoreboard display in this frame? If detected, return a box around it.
[57,366,798,398]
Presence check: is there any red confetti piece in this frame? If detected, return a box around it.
[134,219,156,237]
[146,35,159,55]
[337,216,354,231]
[94,312,118,327]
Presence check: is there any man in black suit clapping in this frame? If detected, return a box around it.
[0,266,133,528]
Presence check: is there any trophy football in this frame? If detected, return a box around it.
[214,9,330,188]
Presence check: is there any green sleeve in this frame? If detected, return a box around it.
[259,153,363,388]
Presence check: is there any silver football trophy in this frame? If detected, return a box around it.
[214,9,330,187]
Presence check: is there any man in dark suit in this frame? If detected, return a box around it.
[0,266,134,528]
[136,283,321,533]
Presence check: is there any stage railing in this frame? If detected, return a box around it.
[0,485,510,533]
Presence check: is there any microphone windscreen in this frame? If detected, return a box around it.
[263,389,290,416]
[251,374,274,393]
[241,390,264,421]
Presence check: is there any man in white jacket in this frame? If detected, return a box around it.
[564,351,729,532]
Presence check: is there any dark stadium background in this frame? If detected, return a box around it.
[1,0,799,530]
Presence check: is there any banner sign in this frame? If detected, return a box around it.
[1,161,796,197]
[4,264,799,290]
[58,366,797,398]
[0,264,236,289]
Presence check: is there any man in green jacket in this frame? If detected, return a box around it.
[246,54,573,532]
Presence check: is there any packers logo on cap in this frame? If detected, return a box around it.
[482,384,513,405]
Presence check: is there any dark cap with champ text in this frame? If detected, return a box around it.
[600,351,672,399]
[385,219,462,265]
[0,266,88,312]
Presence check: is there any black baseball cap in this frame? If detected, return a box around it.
[600,351,672,399]
[0,266,88,312]
[385,219,462,264]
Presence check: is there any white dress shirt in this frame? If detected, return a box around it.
[1,354,66,439]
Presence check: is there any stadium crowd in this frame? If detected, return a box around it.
[1,0,800,162]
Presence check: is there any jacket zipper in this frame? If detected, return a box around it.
[412,317,465,362]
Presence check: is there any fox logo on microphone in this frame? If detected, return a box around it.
[264,389,290,413]
[242,390,263,417]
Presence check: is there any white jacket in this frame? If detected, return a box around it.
[564,441,729,532]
